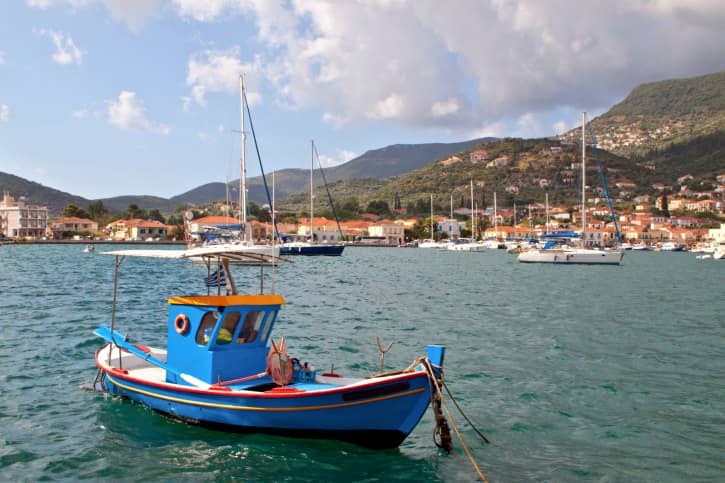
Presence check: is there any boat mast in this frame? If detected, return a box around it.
[430,194,434,241]
[239,74,248,242]
[581,112,587,247]
[493,192,497,239]
[310,139,314,242]
[470,180,474,240]
[545,192,550,235]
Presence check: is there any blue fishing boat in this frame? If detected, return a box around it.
[89,246,445,449]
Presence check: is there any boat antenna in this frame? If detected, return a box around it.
[312,141,345,241]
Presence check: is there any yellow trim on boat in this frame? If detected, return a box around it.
[168,294,286,307]
[107,375,425,411]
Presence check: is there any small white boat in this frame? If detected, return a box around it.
[83,244,95,253]
[632,242,650,251]
[696,254,712,260]
[660,242,684,252]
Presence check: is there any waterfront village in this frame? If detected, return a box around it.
[1,176,725,249]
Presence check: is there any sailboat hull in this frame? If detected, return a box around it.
[279,243,344,256]
[518,248,623,265]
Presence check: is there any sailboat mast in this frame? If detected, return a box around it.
[545,192,550,234]
[239,74,248,241]
[470,180,474,240]
[430,194,434,241]
[310,139,314,242]
[581,112,587,247]
[493,192,497,239]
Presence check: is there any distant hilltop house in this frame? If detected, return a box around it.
[469,150,489,163]
[677,174,694,185]
[505,185,519,194]
[0,192,48,239]
[486,157,509,168]
[48,216,99,239]
[106,218,169,241]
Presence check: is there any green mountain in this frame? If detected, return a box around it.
[170,137,496,206]
[0,172,88,217]
[564,70,725,158]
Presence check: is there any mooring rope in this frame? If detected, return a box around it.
[421,358,489,483]
[443,381,491,444]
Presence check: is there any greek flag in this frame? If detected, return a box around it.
[205,266,226,287]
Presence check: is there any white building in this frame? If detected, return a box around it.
[0,192,49,239]
[436,218,462,240]
[368,223,404,246]
[297,224,341,243]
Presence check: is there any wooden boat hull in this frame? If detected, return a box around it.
[95,349,431,449]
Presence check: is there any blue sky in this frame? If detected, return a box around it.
[1,0,724,200]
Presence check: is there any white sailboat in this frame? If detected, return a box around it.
[518,113,623,265]
[190,75,279,261]
[418,194,441,248]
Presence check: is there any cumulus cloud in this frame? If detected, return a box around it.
[107,91,170,134]
[249,0,725,131]
[553,120,568,136]
[171,0,248,22]
[26,0,92,9]
[37,29,83,65]
[318,148,357,168]
[104,0,161,32]
[0,104,9,123]
[28,0,725,134]
[0,50,5,64]
[185,48,261,107]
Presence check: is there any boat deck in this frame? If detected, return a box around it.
[97,344,365,393]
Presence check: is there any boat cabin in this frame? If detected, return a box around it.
[165,294,285,385]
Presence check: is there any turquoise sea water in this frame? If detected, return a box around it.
[1,245,723,481]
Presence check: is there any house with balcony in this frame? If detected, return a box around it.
[48,216,99,239]
[0,192,48,239]
[368,222,405,246]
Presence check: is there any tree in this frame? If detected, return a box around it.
[168,225,186,241]
[124,203,147,220]
[63,203,90,219]
[87,200,109,223]
[365,200,390,216]
[148,208,166,224]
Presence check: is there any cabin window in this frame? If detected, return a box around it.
[196,311,219,345]
[216,311,241,345]
[237,310,264,344]
[258,310,277,343]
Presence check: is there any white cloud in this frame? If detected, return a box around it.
[26,0,93,10]
[318,148,356,167]
[104,0,161,32]
[368,94,404,120]
[37,29,83,65]
[553,120,568,136]
[107,91,170,134]
[185,48,261,107]
[0,104,9,123]
[0,50,5,64]
[171,0,248,22]
[431,99,460,118]
[26,1,725,133]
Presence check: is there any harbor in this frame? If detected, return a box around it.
[1,244,723,481]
